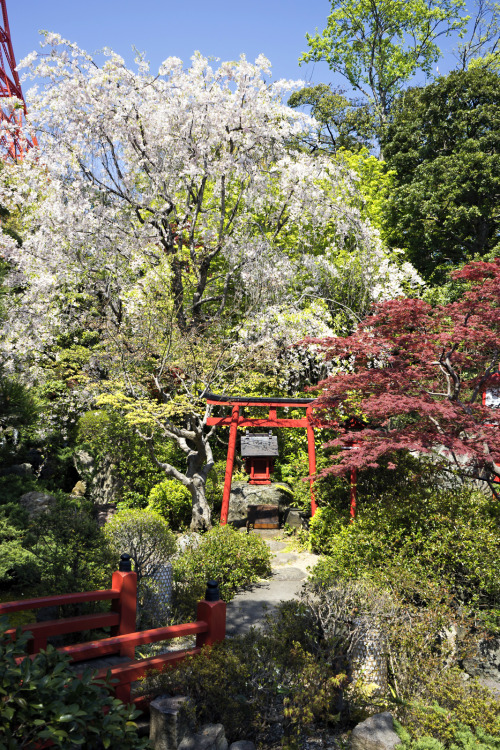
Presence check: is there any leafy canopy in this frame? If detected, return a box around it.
[383,67,500,281]
[304,259,500,492]
[300,0,469,122]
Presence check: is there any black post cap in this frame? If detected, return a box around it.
[205,580,221,602]
[119,553,132,572]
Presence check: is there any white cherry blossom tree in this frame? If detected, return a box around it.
[0,37,421,528]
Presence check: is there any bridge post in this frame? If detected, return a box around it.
[111,553,137,658]
[196,581,226,647]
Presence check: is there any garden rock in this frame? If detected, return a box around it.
[95,503,116,527]
[349,712,401,750]
[228,482,293,527]
[178,724,228,750]
[177,533,201,553]
[74,450,122,506]
[229,743,255,750]
[0,462,33,477]
[70,480,86,497]
[149,695,194,750]
[19,491,56,516]
[283,507,309,529]
[463,636,500,682]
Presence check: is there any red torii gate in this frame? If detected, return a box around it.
[204,393,319,525]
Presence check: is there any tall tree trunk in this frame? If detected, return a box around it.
[188,474,212,531]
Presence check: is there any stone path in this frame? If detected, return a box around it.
[225,531,319,636]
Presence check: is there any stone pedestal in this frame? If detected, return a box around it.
[228,482,293,528]
[149,695,194,750]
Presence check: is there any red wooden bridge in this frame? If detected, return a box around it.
[0,555,226,706]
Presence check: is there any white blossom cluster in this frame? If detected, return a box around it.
[0,38,421,377]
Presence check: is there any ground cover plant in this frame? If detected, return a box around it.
[0,622,148,749]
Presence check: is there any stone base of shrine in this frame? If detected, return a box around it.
[227,481,308,529]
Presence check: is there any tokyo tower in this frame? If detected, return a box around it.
[0,0,36,160]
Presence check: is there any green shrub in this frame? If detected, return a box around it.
[0,514,38,587]
[24,498,115,595]
[308,482,500,631]
[305,562,500,742]
[104,508,177,584]
[0,621,148,749]
[400,669,500,746]
[142,602,346,745]
[172,525,272,620]
[147,478,191,530]
[77,408,186,506]
[395,719,500,750]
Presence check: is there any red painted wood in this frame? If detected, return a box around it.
[306,406,318,517]
[20,612,119,638]
[206,417,308,427]
[94,648,202,703]
[0,589,119,614]
[111,570,137,658]
[206,399,315,408]
[57,621,208,662]
[220,404,239,525]
[196,599,226,647]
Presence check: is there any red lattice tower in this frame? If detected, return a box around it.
[0,0,36,160]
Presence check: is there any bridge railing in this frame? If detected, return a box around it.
[0,555,226,706]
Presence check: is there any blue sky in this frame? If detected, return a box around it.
[8,0,470,103]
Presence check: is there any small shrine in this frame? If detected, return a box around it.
[203,392,318,525]
[241,431,279,485]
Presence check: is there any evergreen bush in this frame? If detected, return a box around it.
[147,478,192,530]
[0,621,148,749]
[171,525,272,619]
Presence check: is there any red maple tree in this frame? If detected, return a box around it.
[305,259,500,497]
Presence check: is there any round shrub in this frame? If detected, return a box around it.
[104,508,176,583]
[172,525,272,619]
[147,478,191,530]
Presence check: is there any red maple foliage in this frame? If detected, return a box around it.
[304,259,500,496]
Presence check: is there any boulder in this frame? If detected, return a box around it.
[95,504,117,527]
[70,480,87,497]
[349,713,401,750]
[463,636,500,682]
[178,724,228,750]
[228,482,294,527]
[19,491,56,517]
[283,507,309,529]
[229,743,255,750]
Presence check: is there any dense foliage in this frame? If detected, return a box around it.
[171,525,272,619]
[0,6,499,747]
[143,602,346,746]
[383,69,500,280]
[304,259,500,493]
[0,623,148,749]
